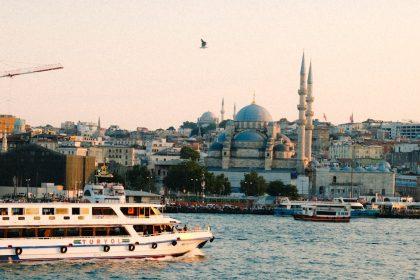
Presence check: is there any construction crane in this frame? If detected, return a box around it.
[0,63,63,78]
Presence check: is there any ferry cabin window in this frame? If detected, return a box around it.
[81,228,94,236]
[0,208,8,215]
[72,208,80,215]
[22,228,36,238]
[66,228,79,237]
[7,229,21,238]
[92,207,117,216]
[56,208,69,215]
[95,227,107,236]
[109,227,129,236]
[52,228,65,237]
[25,208,39,215]
[12,208,24,215]
[42,208,55,215]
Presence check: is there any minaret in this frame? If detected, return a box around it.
[220,98,225,122]
[1,132,7,153]
[233,103,237,120]
[305,62,314,162]
[297,53,307,165]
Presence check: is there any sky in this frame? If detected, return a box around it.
[0,0,419,130]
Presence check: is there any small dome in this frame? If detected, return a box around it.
[377,162,391,172]
[354,166,366,172]
[341,165,352,172]
[209,142,223,150]
[234,103,272,122]
[199,111,217,123]
[234,130,265,141]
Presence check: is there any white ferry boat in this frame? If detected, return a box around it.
[293,202,351,222]
[82,183,126,203]
[273,198,306,216]
[0,203,214,262]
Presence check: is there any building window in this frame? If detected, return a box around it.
[332,176,337,183]
[381,188,386,195]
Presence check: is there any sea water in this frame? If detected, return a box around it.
[0,214,418,280]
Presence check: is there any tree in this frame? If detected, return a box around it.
[266,180,286,196]
[180,146,200,161]
[164,160,205,194]
[267,180,299,199]
[240,171,267,196]
[126,165,156,193]
[180,121,197,130]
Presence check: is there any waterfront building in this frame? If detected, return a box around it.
[314,162,395,198]
[0,144,95,193]
[76,121,98,137]
[395,174,420,201]
[205,55,313,191]
[329,141,384,162]
[380,121,420,139]
[145,138,174,154]
[0,115,16,136]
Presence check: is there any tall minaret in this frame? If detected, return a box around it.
[297,53,307,164]
[233,103,237,120]
[220,98,225,122]
[305,62,314,161]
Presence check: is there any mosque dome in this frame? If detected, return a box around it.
[234,130,265,141]
[209,132,226,151]
[234,103,272,122]
[199,111,217,123]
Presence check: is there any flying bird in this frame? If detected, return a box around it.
[200,39,207,49]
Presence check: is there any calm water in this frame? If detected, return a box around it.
[0,214,418,280]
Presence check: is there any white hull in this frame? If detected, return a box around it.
[0,232,212,262]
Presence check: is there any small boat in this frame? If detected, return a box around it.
[274,198,306,216]
[333,198,379,218]
[293,202,351,222]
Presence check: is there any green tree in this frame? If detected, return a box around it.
[164,160,205,194]
[180,121,197,130]
[267,180,286,196]
[180,146,200,161]
[126,165,156,193]
[240,171,267,196]
[267,180,299,199]
[283,184,300,200]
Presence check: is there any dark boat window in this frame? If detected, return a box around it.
[7,229,21,238]
[52,228,65,237]
[0,229,5,238]
[109,227,128,236]
[83,190,91,197]
[22,228,37,238]
[42,208,55,215]
[81,228,94,236]
[95,227,107,236]
[72,208,80,215]
[12,208,24,215]
[92,207,117,216]
[0,208,8,215]
[66,228,79,237]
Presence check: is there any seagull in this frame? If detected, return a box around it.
[200,39,207,49]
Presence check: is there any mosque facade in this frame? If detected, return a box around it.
[205,55,314,191]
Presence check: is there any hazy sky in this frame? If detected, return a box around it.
[0,1,419,130]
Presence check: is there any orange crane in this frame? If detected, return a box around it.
[0,63,63,78]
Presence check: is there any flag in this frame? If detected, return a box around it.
[323,113,327,121]
[350,113,354,123]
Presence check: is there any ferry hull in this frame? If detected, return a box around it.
[293,214,350,223]
[0,232,213,262]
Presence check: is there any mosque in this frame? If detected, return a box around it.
[205,55,314,191]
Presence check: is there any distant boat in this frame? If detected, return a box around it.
[293,202,351,222]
